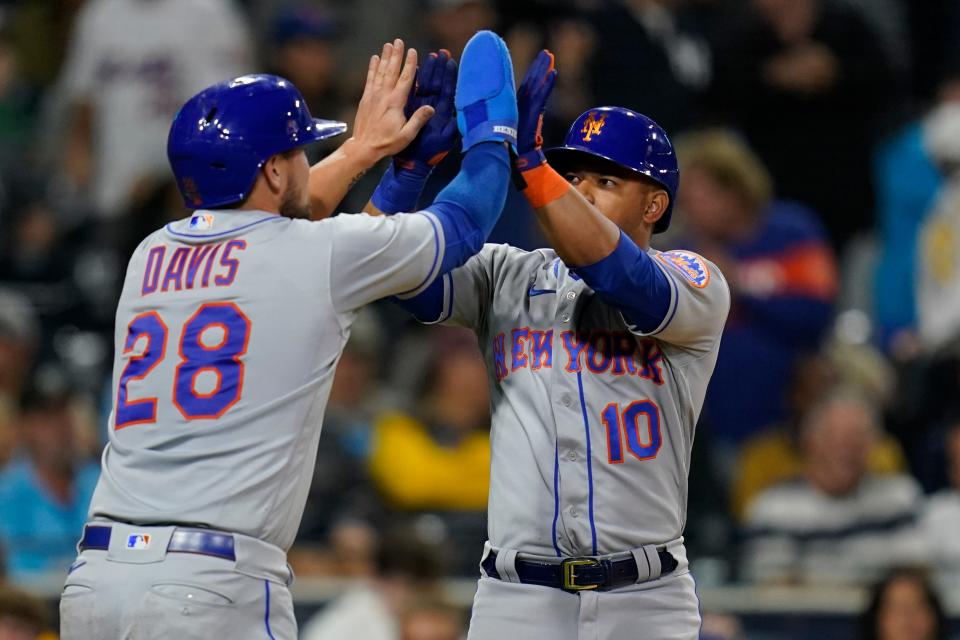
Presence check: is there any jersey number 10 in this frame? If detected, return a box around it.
[115,303,251,429]
[600,401,662,463]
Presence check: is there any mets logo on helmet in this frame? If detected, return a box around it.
[581,112,606,141]
[657,251,710,288]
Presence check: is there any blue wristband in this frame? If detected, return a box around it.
[370,160,432,214]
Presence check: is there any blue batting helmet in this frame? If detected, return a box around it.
[545,106,678,233]
[167,74,347,209]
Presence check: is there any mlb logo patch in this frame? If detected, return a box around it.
[189,213,215,231]
[126,534,152,550]
[657,251,710,288]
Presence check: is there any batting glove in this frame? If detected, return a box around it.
[396,49,459,172]
[455,31,518,152]
[515,49,557,172]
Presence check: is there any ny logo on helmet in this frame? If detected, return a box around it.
[581,112,606,142]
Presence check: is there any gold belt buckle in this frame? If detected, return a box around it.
[561,557,603,591]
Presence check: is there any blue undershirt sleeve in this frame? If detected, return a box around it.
[426,141,510,273]
[573,231,672,334]
[392,142,510,320]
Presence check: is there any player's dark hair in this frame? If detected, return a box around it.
[858,567,946,640]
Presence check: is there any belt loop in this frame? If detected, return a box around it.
[644,544,663,581]
[629,544,663,583]
[479,541,494,578]
[629,547,652,582]
[494,549,522,583]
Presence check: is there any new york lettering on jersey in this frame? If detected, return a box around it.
[428,242,729,557]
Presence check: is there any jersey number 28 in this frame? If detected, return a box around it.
[115,303,250,429]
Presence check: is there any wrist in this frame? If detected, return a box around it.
[515,148,546,172]
[519,162,569,209]
[342,137,382,170]
[392,157,433,180]
[371,161,431,214]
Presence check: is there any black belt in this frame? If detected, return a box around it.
[482,548,677,592]
[79,524,236,561]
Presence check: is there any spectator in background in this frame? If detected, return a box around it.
[859,567,946,640]
[917,87,960,354]
[921,419,960,591]
[399,598,465,640]
[0,376,99,586]
[424,0,496,59]
[292,312,391,574]
[368,327,490,574]
[743,390,924,585]
[0,288,36,407]
[732,347,906,521]
[267,5,351,163]
[588,0,711,133]
[57,0,252,219]
[709,0,897,248]
[300,525,448,640]
[872,71,960,354]
[0,20,40,173]
[0,583,48,640]
[675,129,837,448]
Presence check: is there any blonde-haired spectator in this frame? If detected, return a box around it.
[675,129,837,448]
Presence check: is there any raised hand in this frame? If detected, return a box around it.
[396,49,459,170]
[351,39,436,163]
[516,50,557,170]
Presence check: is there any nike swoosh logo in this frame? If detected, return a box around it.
[528,287,556,297]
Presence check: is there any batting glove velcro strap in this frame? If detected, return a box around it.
[455,31,518,153]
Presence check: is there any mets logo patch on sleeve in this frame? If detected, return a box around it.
[657,251,710,288]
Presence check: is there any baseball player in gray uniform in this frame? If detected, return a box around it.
[374,52,730,639]
[59,32,520,639]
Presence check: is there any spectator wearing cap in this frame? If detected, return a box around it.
[268,4,349,164]
[0,377,99,586]
[743,390,925,585]
[367,327,490,573]
[675,129,837,448]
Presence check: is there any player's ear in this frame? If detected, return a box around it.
[261,154,285,194]
[642,190,669,226]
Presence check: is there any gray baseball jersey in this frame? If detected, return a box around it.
[424,243,729,557]
[88,208,445,551]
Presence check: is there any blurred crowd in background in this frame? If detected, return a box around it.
[0,0,959,638]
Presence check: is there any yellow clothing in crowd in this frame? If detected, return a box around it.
[368,412,490,511]
[732,427,907,521]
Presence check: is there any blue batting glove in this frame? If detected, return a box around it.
[455,31,518,152]
[516,50,557,172]
[397,49,459,171]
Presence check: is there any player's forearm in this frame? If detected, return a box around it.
[426,141,510,273]
[531,186,621,267]
[307,138,381,220]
